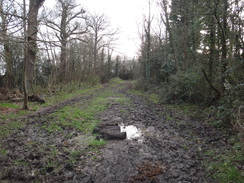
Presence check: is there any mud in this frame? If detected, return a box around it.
[0,82,232,182]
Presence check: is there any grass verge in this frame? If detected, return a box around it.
[0,84,102,139]
[48,86,131,135]
[127,89,161,104]
[205,139,244,183]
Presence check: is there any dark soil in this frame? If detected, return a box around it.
[0,82,234,182]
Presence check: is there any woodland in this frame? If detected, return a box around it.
[0,0,243,182]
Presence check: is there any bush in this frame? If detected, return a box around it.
[206,82,244,130]
[234,105,244,149]
[84,75,100,86]
[133,78,151,91]
[161,68,207,104]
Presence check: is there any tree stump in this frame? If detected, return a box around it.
[94,124,126,140]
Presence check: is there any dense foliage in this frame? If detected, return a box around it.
[138,0,243,131]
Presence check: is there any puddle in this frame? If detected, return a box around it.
[120,124,142,140]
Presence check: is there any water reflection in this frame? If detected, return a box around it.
[120,124,142,140]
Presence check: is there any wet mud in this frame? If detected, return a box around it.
[0,82,229,182]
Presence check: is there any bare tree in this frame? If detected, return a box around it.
[0,0,20,88]
[46,0,87,82]
[143,0,153,82]
[87,13,118,75]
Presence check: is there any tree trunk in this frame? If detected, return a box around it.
[3,37,15,88]
[0,1,15,88]
[190,0,196,65]
[214,0,228,95]
[23,0,45,109]
[220,0,228,95]
[209,15,216,99]
[26,0,45,90]
[107,50,112,81]
[59,2,68,82]
[60,39,67,82]
[145,0,152,82]
[93,32,98,75]
[23,0,28,109]
[161,0,178,67]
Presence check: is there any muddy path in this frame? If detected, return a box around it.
[0,81,227,182]
[92,83,216,183]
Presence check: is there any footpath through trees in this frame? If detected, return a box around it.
[0,81,242,182]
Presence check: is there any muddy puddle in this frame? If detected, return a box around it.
[120,124,142,141]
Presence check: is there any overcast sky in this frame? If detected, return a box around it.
[42,0,159,58]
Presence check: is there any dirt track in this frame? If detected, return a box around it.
[1,81,227,182]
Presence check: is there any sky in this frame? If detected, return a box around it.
[42,0,159,58]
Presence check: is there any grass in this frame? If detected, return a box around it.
[0,120,24,139]
[71,150,81,157]
[46,123,63,133]
[0,103,29,120]
[128,89,161,104]
[50,96,107,134]
[89,139,107,147]
[42,84,102,107]
[128,89,202,118]
[0,79,130,181]
[0,103,19,108]
[0,148,8,155]
[48,87,130,135]
[0,83,102,139]
[149,93,161,104]
[166,114,173,120]
[165,103,200,114]
[109,77,126,84]
[14,160,28,166]
[128,89,145,96]
[164,103,205,120]
[45,160,61,172]
[205,140,244,183]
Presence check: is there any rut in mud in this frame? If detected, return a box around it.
[0,82,227,182]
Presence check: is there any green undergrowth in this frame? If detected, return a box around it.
[0,120,24,138]
[164,103,205,119]
[0,103,28,118]
[89,139,107,147]
[0,79,130,179]
[128,89,161,104]
[42,84,102,107]
[0,84,101,117]
[0,84,103,139]
[0,79,128,140]
[109,78,127,88]
[50,101,104,134]
[109,77,126,84]
[205,138,244,183]
[48,88,130,135]
[0,103,19,108]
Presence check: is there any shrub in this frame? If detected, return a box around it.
[161,68,206,104]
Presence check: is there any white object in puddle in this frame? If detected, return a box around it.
[120,125,141,140]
